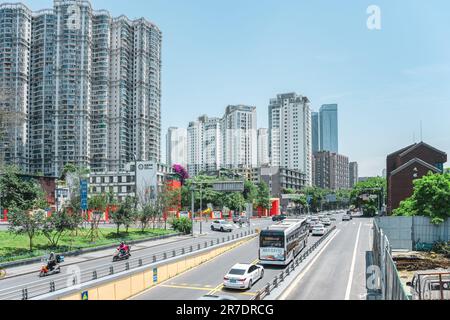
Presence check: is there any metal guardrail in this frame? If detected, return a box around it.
[0,229,256,300]
[251,226,337,300]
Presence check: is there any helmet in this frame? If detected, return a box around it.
[120,242,124,246]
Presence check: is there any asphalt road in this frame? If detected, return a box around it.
[131,219,329,300]
[0,218,273,299]
[280,217,373,300]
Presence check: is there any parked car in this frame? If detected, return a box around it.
[312,224,327,236]
[272,214,287,222]
[223,263,264,290]
[211,220,234,232]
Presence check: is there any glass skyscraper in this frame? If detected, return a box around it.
[319,104,338,153]
[312,112,320,153]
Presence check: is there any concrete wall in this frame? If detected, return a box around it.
[48,236,254,301]
[375,216,450,250]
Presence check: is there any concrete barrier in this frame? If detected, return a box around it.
[35,233,256,301]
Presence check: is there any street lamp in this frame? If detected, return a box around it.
[190,184,195,237]
[133,153,138,210]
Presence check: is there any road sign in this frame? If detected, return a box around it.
[212,181,244,192]
[80,179,88,210]
[81,291,88,300]
[153,268,158,283]
[326,194,337,203]
[306,196,313,204]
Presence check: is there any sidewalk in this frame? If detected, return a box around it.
[1,234,190,279]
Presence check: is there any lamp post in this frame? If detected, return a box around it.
[190,185,195,237]
[133,153,138,210]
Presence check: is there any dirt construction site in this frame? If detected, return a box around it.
[393,251,450,286]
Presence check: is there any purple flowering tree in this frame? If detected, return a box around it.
[172,164,189,185]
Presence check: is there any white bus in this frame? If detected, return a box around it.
[259,219,309,266]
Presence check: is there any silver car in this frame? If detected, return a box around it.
[211,220,234,232]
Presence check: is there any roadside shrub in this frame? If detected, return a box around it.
[170,217,192,235]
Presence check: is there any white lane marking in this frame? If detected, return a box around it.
[278,229,341,300]
[345,222,362,300]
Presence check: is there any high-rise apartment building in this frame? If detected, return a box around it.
[313,151,349,190]
[257,128,269,167]
[166,127,187,168]
[222,105,257,169]
[0,1,162,177]
[269,93,312,186]
[319,104,338,153]
[187,115,222,177]
[349,161,359,188]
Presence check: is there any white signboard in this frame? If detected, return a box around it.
[136,161,158,203]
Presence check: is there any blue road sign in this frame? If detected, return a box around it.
[81,291,88,300]
[80,180,88,210]
[153,268,158,283]
[306,196,313,204]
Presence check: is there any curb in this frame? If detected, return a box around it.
[0,232,183,270]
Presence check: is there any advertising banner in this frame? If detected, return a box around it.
[259,248,285,261]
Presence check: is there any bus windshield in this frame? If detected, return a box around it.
[260,234,284,248]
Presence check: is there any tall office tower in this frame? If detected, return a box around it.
[349,161,359,188]
[187,116,222,177]
[257,128,269,167]
[313,151,349,190]
[0,1,162,177]
[222,105,257,169]
[166,127,187,168]
[268,102,281,167]
[312,112,320,153]
[269,93,312,186]
[319,104,338,153]
[0,4,31,172]
[29,9,55,176]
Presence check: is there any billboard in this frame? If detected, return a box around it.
[136,161,158,204]
[80,180,88,210]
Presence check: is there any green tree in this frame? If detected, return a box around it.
[350,177,386,216]
[255,182,271,211]
[8,209,46,251]
[42,208,78,248]
[87,194,108,241]
[394,172,450,224]
[0,165,47,211]
[224,192,246,212]
[109,196,134,234]
[243,180,258,204]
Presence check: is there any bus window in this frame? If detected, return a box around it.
[260,235,284,248]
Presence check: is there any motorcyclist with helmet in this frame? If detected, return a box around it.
[117,241,130,257]
[47,252,58,271]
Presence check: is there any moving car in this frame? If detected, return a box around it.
[342,214,351,221]
[223,263,264,290]
[198,295,238,300]
[211,220,234,232]
[312,224,327,236]
[321,218,331,226]
[272,214,287,222]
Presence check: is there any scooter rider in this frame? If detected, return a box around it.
[47,252,58,271]
[117,242,130,256]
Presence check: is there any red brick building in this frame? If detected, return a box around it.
[386,142,447,214]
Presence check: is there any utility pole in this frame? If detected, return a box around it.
[190,185,195,237]
[133,153,138,210]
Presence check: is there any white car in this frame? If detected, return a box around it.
[342,214,351,221]
[223,263,264,290]
[211,220,234,232]
[321,218,331,226]
[312,224,327,236]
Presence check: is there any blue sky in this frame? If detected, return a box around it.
[22,0,450,176]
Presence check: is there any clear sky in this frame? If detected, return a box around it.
[22,0,450,176]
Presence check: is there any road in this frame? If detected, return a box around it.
[280,217,373,300]
[132,213,373,300]
[0,218,272,300]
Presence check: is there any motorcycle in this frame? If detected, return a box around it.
[39,264,61,277]
[112,247,131,262]
[38,254,64,277]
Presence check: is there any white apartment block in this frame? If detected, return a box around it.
[222,105,257,170]
[0,1,162,177]
[257,128,269,167]
[166,127,187,168]
[269,93,312,186]
[187,115,222,177]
